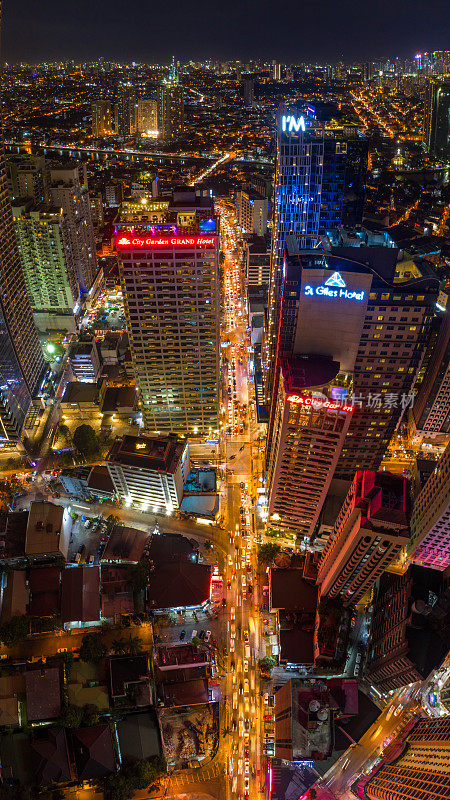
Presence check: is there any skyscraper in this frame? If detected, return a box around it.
[265,111,367,404]
[264,239,439,539]
[91,100,113,137]
[115,191,219,436]
[157,83,184,140]
[364,718,450,800]
[317,470,409,604]
[6,154,48,203]
[12,200,78,327]
[411,312,450,439]
[49,164,97,296]
[408,442,450,570]
[0,0,45,439]
[423,76,450,162]
[115,83,137,137]
[137,99,158,136]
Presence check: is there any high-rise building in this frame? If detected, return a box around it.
[91,100,113,137]
[364,718,450,800]
[235,190,268,236]
[265,112,367,403]
[266,355,354,541]
[317,470,409,605]
[264,239,439,520]
[157,83,184,140]
[242,77,255,105]
[115,191,220,436]
[106,433,190,513]
[12,200,78,325]
[115,83,137,137]
[272,61,282,81]
[408,442,450,570]
[137,99,158,136]
[423,76,450,163]
[6,154,48,202]
[49,164,97,295]
[0,1,45,440]
[411,309,450,439]
[365,565,446,692]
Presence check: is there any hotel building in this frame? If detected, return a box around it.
[115,191,219,436]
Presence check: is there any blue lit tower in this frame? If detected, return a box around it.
[265,110,366,405]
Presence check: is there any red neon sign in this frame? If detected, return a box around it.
[286,394,354,413]
[116,235,216,248]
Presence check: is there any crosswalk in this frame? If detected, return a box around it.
[165,760,223,789]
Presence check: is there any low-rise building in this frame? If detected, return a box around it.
[68,340,101,382]
[101,524,149,565]
[25,502,72,562]
[61,565,101,628]
[25,666,62,722]
[106,433,190,513]
[60,381,98,414]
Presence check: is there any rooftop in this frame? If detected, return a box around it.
[25,666,61,721]
[87,465,115,495]
[61,381,98,405]
[147,559,211,610]
[61,565,101,624]
[72,725,116,781]
[107,433,187,473]
[101,524,149,563]
[31,728,71,787]
[156,643,211,669]
[25,502,69,557]
[281,354,340,393]
[270,568,318,613]
[116,711,161,764]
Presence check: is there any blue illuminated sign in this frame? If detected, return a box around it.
[303,273,365,301]
[281,114,306,133]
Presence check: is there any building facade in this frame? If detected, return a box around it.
[106,434,190,512]
[424,76,450,163]
[12,200,78,316]
[317,470,409,605]
[137,99,158,136]
[235,190,268,236]
[157,83,184,140]
[364,718,450,800]
[411,312,450,439]
[91,100,113,137]
[265,112,367,404]
[115,191,220,435]
[408,442,450,570]
[115,83,137,137]
[266,355,353,541]
[0,1,45,440]
[49,164,98,295]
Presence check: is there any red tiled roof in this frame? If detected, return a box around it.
[61,566,100,623]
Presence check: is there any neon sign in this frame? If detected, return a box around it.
[116,235,216,248]
[325,271,346,288]
[287,394,354,413]
[281,114,306,133]
[303,284,365,301]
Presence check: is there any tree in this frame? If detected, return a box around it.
[57,423,71,443]
[102,773,134,800]
[73,424,98,457]
[128,560,150,591]
[203,539,213,551]
[60,703,83,729]
[0,615,29,647]
[257,543,281,564]
[79,632,106,663]
[258,656,276,674]
[82,703,100,726]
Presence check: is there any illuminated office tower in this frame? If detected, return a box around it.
[12,200,78,325]
[115,191,219,436]
[157,83,184,140]
[317,470,409,605]
[91,100,113,137]
[6,154,48,202]
[49,163,98,295]
[408,442,450,571]
[272,62,281,80]
[364,718,450,800]
[115,83,137,137]
[423,76,450,162]
[265,111,367,403]
[137,99,158,136]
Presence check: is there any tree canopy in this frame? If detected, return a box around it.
[257,543,281,564]
[73,424,98,456]
[79,632,106,663]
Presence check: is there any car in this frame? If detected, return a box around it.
[230,639,235,653]
[243,629,249,642]
[243,659,249,672]
[179,630,186,641]
[204,630,211,642]
[244,679,249,694]
[230,606,235,620]
[57,647,68,653]
[191,629,198,640]
[89,554,95,565]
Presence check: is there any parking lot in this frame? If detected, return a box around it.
[67,514,109,565]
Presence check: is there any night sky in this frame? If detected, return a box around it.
[3,0,450,64]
